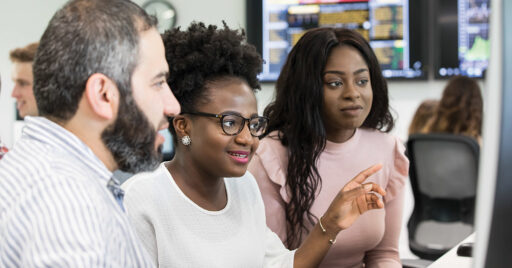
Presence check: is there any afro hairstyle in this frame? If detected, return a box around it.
[162,21,263,116]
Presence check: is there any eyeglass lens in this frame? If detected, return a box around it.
[221,114,267,136]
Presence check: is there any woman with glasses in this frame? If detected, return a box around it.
[122,22,386,267]
[248,28,409,267]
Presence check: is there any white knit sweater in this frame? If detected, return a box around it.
[122,163,294,268]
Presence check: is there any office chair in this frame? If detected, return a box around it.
[405,133,479,261]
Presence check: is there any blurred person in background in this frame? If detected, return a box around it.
[408,99,439,135]
[422,75,483,143]
[10,42,39,118]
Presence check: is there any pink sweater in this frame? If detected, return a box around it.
[248,128,409,268]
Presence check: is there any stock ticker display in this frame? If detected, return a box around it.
[260,0,425,81]
[457,0,490,77]
[435,0,490,78]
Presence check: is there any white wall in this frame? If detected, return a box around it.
[134,0,246,28]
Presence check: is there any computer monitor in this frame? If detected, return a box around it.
[433,0,490,79]
[473,0,512,266]
[246,0,429,81]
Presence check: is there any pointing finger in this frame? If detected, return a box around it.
[349,164,383,185]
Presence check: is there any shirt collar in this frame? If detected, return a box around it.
[23,116,113,185]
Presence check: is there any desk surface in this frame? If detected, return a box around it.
[428,233,474,268]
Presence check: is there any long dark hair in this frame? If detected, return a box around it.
[263,27,394,248]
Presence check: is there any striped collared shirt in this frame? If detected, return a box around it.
[0,116,154,267]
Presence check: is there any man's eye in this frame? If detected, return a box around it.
[154,81,166,88]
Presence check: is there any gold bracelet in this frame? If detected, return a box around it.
[319,216,337,244]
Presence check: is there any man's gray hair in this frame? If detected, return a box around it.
[33,0,157,121]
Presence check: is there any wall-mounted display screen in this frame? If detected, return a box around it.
[434,0,490,79]
[247,0,428,82]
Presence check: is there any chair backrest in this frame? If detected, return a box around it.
[406,133,480,260]
[409,134,479,199]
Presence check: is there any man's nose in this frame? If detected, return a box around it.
[163,85,181,117]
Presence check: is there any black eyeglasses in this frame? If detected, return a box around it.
[184,111,269,137]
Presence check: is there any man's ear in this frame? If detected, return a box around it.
[84,73,119,120]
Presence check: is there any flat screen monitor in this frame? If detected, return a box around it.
[433,0,490,79]
[474,0,512,266]
[246,0,428,81]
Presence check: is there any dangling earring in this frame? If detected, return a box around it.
[181,135,191,146]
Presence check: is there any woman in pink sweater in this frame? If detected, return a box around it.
[248,28,409,267]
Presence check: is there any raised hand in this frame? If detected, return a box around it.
[321,164,386,234]
[294,164,388,267]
